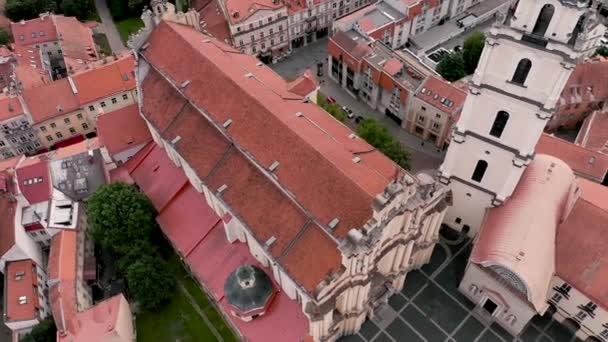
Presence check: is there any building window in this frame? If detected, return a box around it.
[56,132,63,139]
[489,111,509,138]
[40,126,46,132]
[89,105,95,111]
[455,217,461,224]
[69,127,76,134]
[100,101,106,108]
[76,113,83,119]
[532,4,555,36]
[122,94,129,101]
[82,123,89,130]
[435,113,440,119]
[46,135,53,142]
[111,98,117,104]
[50,123,56,129]
[471,160,488,182]
[64,118,70,124]
[511,59,532,85]
[417,115,425,123]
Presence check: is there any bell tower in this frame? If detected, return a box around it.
[438,0,605,236]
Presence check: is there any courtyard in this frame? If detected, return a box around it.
[338,228,580,342]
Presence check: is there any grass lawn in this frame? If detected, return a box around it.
[136,253,238,342]
[115,17,144,44]
[93,33,112,56]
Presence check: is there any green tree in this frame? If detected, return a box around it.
[317,94,346,122]
[0,29,11,45]
[436,52,466,82]
[126,254,175,310]
[87,182,157,256]
[21,319,56,342]
[596,46,608,57]
[356,118,411,170]
[462,31,485,75]
[61,0,93,20]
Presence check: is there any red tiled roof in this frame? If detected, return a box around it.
[52,15,99,72]
[15,158,51,204]
[5,259,39,322]
[560,58,608,105]
[48,230,78,333]
[383,58,403,76]
[11,15,57,47]
[22,78,80,123]
[198,0,232,43]
[287,70,318,97]
[415,76,467,116]
[57,294,129,342]
[222,0,283,24]
[0,95,24,122]
[536,134,608,183]
[328,31,372,63]
[97,104,151,155]
[556,179,608,310]
[0,192,16,257]
[13,44,50,89]
[575,110,608,154]
[70,54,136,104]
[139,21,399,293]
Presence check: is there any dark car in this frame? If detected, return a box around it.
[355,115,365,124]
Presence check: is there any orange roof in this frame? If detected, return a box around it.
[0,95,24,122]
[58,294,130,342]
[198,0,232,43]
[536,134,608,183]
[22,78,80,123]
[70,54,136,104]
[12,44,51,89]
[222,0,284,24]
[286,70,318,97]
[97,104,151,155]
[560,58,608,105]
[5,259,39,322]
[383,58,403,76]
[11,15,57,47]
[556,179,608,310]
[48,230,78,333]
[575,110,608,154]
[416,76,467,116]
[140,21,400,293]
[52,15,99,72]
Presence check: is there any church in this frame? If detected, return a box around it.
[439,0,608,340]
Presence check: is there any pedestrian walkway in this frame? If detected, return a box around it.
[177,281,225,342]
[94,0,127,53]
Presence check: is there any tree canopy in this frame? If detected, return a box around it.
[317,94,346,122]
[87,182,157,256]
[356,118,411,170]
[5,0,94,21]
[21,319,56,342]
[108,0,148,20]
[0,29,11,46]
[126,254,175,310]
[596,46,608,57]
[462,31,485,75]
[436,52,466,82]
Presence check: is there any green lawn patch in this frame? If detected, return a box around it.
[317,91,346,122]
[93,33,112,56]
[115,17,144,44]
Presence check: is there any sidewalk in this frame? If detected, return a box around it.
[94,0,127,53]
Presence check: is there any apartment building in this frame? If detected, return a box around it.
[0,96,41,159]
[10,13,99,79]
[327,30,435,123]
[405,75,467,149]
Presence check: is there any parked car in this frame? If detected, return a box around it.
[355,115,365,124]
[327,96,336,104]
[342,106,355,119]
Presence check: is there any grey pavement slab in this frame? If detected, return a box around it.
[401,305,448,342]
[454,316,485,342]
[372,332,393,342]
[519,324,541,342]
[413,282,468,333]
[388,293,407,312]
[478,329,503,342]
[360,319,381,340]
[401,271,429,299]
[387,318,424,342]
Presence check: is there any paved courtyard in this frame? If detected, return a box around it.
[338,228,580,342]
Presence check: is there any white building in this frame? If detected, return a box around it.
[438,0,605,236]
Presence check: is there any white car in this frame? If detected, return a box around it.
[342,106,355,119]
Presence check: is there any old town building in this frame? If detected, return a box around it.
[128,19,449,341]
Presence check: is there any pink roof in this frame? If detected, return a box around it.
[198,0,232,43]
[536,134,608,182]
[97,104,151,155]
[11,15,57,47]
[52,15,99,71]
[555,179,608,310]
[22,78,80,124]
[5,259,39,322]
[58,294,130,342]
[575,110,608,154]
[15,159,51,204]
[472,155,576,311]
[286,70,318,97]
[70,54,136,104]
[358,17,375,32]
[0,95,24,122]
[222,0,283,24]
[416,76,467,116]
[48,230,78,334]
[560,57,608,105]
[383,58,403,76]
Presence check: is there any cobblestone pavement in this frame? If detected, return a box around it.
[338,228,580,342]
[270,41,444,173]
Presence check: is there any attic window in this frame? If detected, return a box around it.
[233,11,239,18]
[18,296,27,305]
[328,218,340,229]
[14,271,25,281]
[39,31,45,36]
[589,156,596,164]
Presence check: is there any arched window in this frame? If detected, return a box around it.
[490,111,509,138]
[471,160,488,182]
[511,59,532,85]
[532,4,555,36]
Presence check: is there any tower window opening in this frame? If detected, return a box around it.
[532,4,555,37]
[511,59,532,85]
[490,111,509,138]
[471,160,488,183]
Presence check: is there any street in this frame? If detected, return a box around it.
[271,39,444,173]
[94,0,127,53]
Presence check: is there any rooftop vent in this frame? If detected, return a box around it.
[217,184,228,194]
[203,39,211,43]
[171,135,181,145]
[265,236,276,248]
[244,72,254,78]
[328,218,340,230]
[180,80,191,89]
[140,42,150,50]
[589,156,596,164]
[348,133,356,139]
[352,156,361,163]
[223,119,233,128]
[295,112,303,117]
[18,296,27,305]
[256,62,263,66]
[269,160,280,172]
